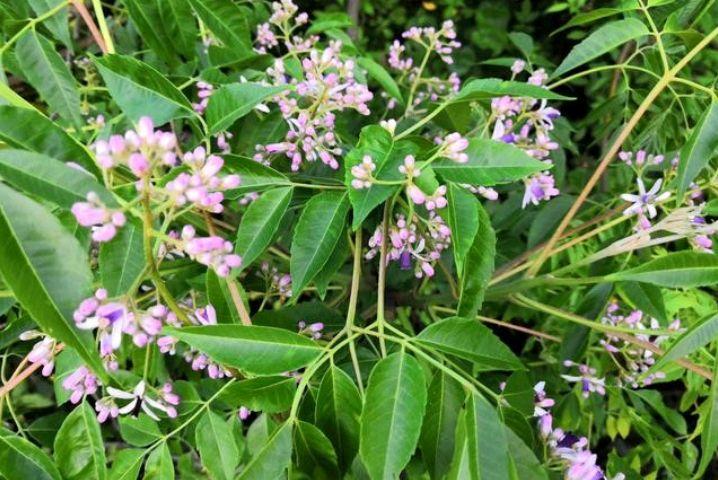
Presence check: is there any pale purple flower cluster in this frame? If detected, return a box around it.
[71,192,126,242]
[401,21,461,65]
[533,381,621,480]
[387,22,461,110]
[193,81,213,114]
[20,331,56,377]
[601,302,681,388]
[489,73,562,208]
[350,155,377,189]
[253,5,372,171]
[62,366,99,404]
[165,146,241,213]
[298,320,324,340]
[180,225,242,277]
[260,261,292,300]
[73,289,177,368]
[561,361,606,398]
[158,304,234,379]
[618,149,666,168]
[366,213,451,278]
[257,43,372,170]
[92,117,177,176]
[96,380,179,423]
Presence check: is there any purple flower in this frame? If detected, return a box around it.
[71,192,126,243]
[62,366,98,404]
[621,178,671,219]
[522,173,559,208]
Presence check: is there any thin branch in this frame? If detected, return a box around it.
[70,0,107,54]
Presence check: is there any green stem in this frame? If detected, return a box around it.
[376,201,391,357]
[91,0,115,53]
[346,228,365,394]
[395,101,450,140]
[0,1,69,56]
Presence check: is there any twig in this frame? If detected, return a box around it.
[70,0,107,54]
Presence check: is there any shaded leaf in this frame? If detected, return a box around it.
[187,0,251,52]
[457,202,496,317]
[453,78,573,103]
[196,410,239,480]
[219,376,296,413]
[315,365,362,471]
[465,393,510,480]
[359,352,427,480]
[108,449,144,480]
[0,427,62,480]
[0,184,105,379]
[553,19,649,77]
[206,83,287,134]
[16,30,82,127]
[290,191,350,294]
[607,252,718,287]
[619,281,667,324]
[238,421,292,480]
[94,54,194,125]
[54,402,107,480]
[294,420,340,477]
[224,155,291,197]
[144,442,174,480]
[236,187,292,270]
[446,183,479,275]
[99,221,145,297]
[676,100,718,198]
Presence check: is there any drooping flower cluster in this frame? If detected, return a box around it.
[158,304,233,379]
[192,80,213,115]
[561,360,606,398]
[618,149,668,168]
[366,213,451,278]
[180,225,242,277]
[532,381,621,480]
[71,192,126,242]
[62,366,99,404]
[165,146,240,213]
[298,320,324,340]
[600,302,682,387]
[489,70,562,208]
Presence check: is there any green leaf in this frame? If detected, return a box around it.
[458,202,496,317]
[619,281,667,324]
[157,0,198,59]
[99,221,145,297]
[0,81,36,109]
[108,449,144,480]
[419,371,464,480]
[0,149,114,209]
[676,100,718,198]
[452,78,573,103]
[446,183,479,275]
[206,270,240,324]
[553,19,650,77]
[628,389,687,434]
[417,317,522,371]
[527,195,574,248]
[357,57,403,105]
[223,155,291,196]
[505,426,549,480]
[344,125,419,228]
[465,393,510,480]
[551,7,635,36]
[607,252,718,287]
[16,30,82,128]
[54,402,107,480]
[290,191,350,294]
[219,376,296,413]
[294,420,340,477]
[315,365,362,471]
[196,410,239,480]
[698,358,718,475]
[119,414,162,447]
[94,54,194,125]
[313,231,349,299]
[0,106,98,176]
[144,442,174,480]
[359,352,427,480]
[238,421,292,480]
[648,313,718,374]
[0,427,62,480]
[0,184,105,379]
[122,0,179,65]
[28,0,72,50]
[206,83,287,134]
[236,186,293,270]
[164,324,323,375]
[187,0,251,52]
[433,138,549,186]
